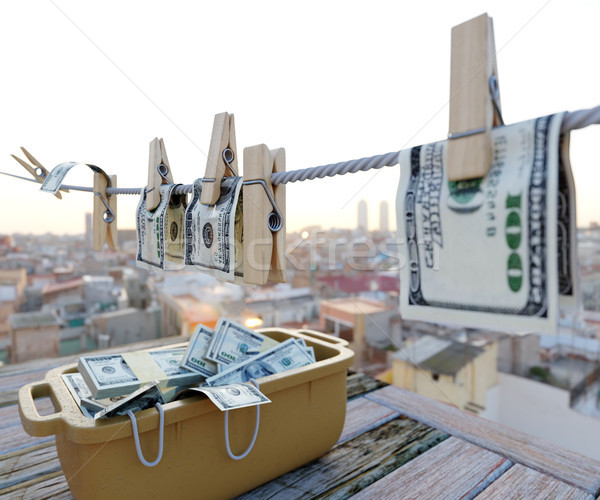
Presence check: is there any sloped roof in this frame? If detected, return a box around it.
[394,335,485,375]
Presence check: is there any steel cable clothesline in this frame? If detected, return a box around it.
[5,106,600,196]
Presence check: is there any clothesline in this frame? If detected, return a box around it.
[3,105,600,196]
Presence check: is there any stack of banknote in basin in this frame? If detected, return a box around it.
[66,318,315,419]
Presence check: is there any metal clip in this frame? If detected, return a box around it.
[242,179,283,232]
[489,74,504,126]
[202,148,238,183]
[93,191,115,223]
[448,75,503,140]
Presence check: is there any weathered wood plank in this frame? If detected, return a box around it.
[237,416,448,499]
[476,464,594,500]
[0,400,54,432]
[367,385,600,496]
[352,437,512,500]
[346,372,387,400]
[0,423,54,456]
[0,471,71,499]
[338,397,400,443]
[0,443,61,491]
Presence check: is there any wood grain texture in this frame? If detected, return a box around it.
[346,372,387,400]
[367,385,600,496]
[237,416,448,500]
[0,425,54,456]
[0,400,54,432]
[476,463,594,500]
[447,13,498,181]
[353,437,511,500]
[266,147,286,284]
[0,443,61,490]
[0,471,71,499]
[200,112,237,205]
[338,397,400,443]
[92,173,117,251]
[242,144,273,285]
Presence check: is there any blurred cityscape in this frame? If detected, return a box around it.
[1,201,600,459]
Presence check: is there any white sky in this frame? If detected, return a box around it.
[0,1,599,235]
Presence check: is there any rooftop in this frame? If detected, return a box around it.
[321,297,389,316]
[394,335,486,375]
[41,278,83,295]
[8,311,61,330]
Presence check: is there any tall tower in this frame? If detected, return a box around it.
[357,200,368,232]
[379,200,389,232]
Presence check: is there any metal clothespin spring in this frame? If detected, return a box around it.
[201,148,238,185]
[93,192,115,223]
[243,179,283,232]
[158,163,173,184]
[448,74,504,140]
[222,148,237,176]
[488,74,504,126]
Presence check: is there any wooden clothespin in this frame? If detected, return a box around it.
[93,172,118,251]
[447,13,503,181]
[201,112,238,206]
[11,147,68,199]
[146,138,173,211]
[242,144,286,285]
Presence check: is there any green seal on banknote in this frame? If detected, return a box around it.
[447,178,484,213]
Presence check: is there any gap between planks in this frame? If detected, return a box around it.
[366,385,600,496]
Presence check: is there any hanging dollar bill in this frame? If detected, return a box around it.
[40,162,80,194]
[557,133,579,310]
[40,161,111,194]
[397,114,566,334]
[184,176,243,281]
[206,318,279,366]
[178,383,271,411]
[206,338,314,386]
[136,183,186,271]
[180,324,219,378]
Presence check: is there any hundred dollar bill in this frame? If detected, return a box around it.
[136,183,186,271]
[40,161,110,194]
[557,133,579,310]
[61,373,128,417]
[206,338,314,386]
[95,381,165,420]
[180,324,219,378]
[206,318,279,366]
[177,383,271,411]
[184,176,243,281]
[78,348,204,399]
[397,114,565,333]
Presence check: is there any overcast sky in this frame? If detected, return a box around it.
[1,1,599,236]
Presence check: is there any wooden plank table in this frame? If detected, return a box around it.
[1,337,599,499]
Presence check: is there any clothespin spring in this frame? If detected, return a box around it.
[93,191,115,223]
[488,74,504,126]
[242,179,283,232]
[448,75,504,140]
[202,148,238,185]
[145,163,173,195]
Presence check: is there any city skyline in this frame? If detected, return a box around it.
[1,2,600,235]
